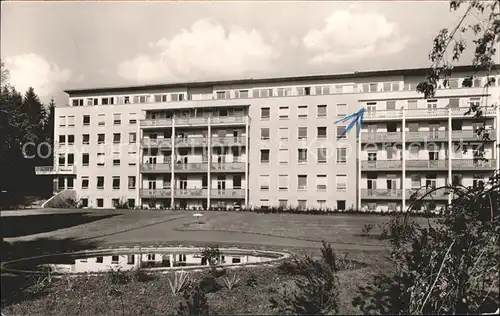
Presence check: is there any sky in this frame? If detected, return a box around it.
[0,1,477,106]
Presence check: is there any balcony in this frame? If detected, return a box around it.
[361,132,402,142]
[140,116,247,128]
[361,130,496,143]
[35,165,76,175]
[451,130,496,141]
[140,136,246,148]
[361,189,402,199]
[361,159,496,171]
[140,162,246,173]
[210,189,245,199]
[407,188,450,200]
[364,106,496,121]
[175,188,208,198]
[140,188,172,198]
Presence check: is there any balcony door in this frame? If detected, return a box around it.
[148,180,156,190]
[217,176,226,195]
[367,174,377,194]
[429,124,439,139]
[386,178,397,196]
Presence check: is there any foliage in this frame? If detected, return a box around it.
[168,271,192,296]
[361,223,375,236]
[270,241,340,315]
[222,271,241,290]
[246,273,258,288]
[132,268,156,283]
[51,197,80,209]
[201,245,222,278]
[108,267,132,285]
[114,198,131,210]
[354,172,500,314]
[176,284,212,316]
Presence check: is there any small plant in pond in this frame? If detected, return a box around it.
[176,284,212,316]
[168,271,191,296]
[361,223,375,236]
[222,271,241,290]
[108,267,131,285]
[201,245,222,278]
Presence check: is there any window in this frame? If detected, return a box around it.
[128,151,137,165]
[233,175,241,189]
[278,200,288,208]
[82,153,89,166]
[425,174,437,189]
[96,256,103,263]
[129,113,137,124]
[336,174,347,191]
[337,200,346,211]
[67,135,75,145]
[316,174,327,191]
[96,198,104,208]
[386,100,396,110]
[259,175,270,191]
[296,200,307,209]
[82,134,90,145]
[58,116,66,127]
[97,176,104,189]
[113,113,121,125]
[67,116,75,127]
[58,153,65,165]
[128,199,135,208]
[368,152,377,161]
[260,149,270,163]
[72,98,84,106]
[129,132,137,144]
[473,174,484,188]
[113,133,121,144]
[279,127,288,140]
[97,153,105,166]
[317,200,326,209]
[452,174,463,186]
[409,144,420,158]
[59,135,66,144]
[278,149,289,164]
[261,128,270,140]
[298,175,307,190]
[336,126,346,139]
[97,114,105,126]
[298,105,308,118]
[298,127,307,139]
[336,104,347,116]
[317,127,327,139]
[448,98,460,108]
[171,93,184,101]
[317,104,327,117]
[448,78,459,89]
[102,97,114,105]
[81,176,89,189]
[452,120,462,131]
[112,199,120,208]
[154,94,168,103]
[111,255,119,264]
[83,115,90,126]
[278,175,289,190]
[336,148,347,164]
[133,95,149,103]
[261,107,270,119]
[67,153,74,165]
[87,98,99,106]
[298,148,308,163]
[317,148,327,163]
[98,134,105,144]
[315,86,330,95]
[279,106,289,119]
[112,176,120,190]
[260,199,269,208]
[237,90,249,98]
[113,158,120,166]
[366,102,377,113]
[216,91,230,99]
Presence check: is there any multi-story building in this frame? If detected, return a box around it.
[35,65,500,211]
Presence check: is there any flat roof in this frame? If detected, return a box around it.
[64,64,495,95]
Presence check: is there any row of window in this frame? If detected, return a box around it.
[79,198,136,209]
[58,152,137,167]
[365,120,487,133]
[58,113,138,127]
[260,148,347,164]
[58,132,137,145]
[365,146,483,161]
[259,199,347,210]
[365,97,481,112]
[79,176,137,190]
[259,174,347,191]
[365,174,485,189]
[260,104,338,120]
[70,76,498,107]
[260,126,346,141]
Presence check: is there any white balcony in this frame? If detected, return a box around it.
[361,130,496,142]
[140,136,246,148]
[35,165,76,175]
[361,159,496,171]
[140,116,247,128]
[364,106,496,121]
[140,162,245,173]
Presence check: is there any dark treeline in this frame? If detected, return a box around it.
[1,60,55,207]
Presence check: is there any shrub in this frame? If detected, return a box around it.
[51,197,79,209]
[132,268,155,282]
[361,223,375,236]
[176,284,212,316]
[201,245,222,278]
[108,268,131,285]
[222,272,241,290]
[270,241,340,315]
[246,273,258,288]
[354,172,500,314]
[114,198,130,210]
[168,271,191,296]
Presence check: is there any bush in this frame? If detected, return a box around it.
[51,197,79,209]
[201,245,222,278]
[168,271,192,296]
[176,284,212,316]
[361,223,375,236]
[270,241,340,315]
[354,172,500,314]
[114,199,130,210]
[222,272,241,290]
[108,268,131,285]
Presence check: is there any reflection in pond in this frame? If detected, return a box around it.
[4,247,288,274]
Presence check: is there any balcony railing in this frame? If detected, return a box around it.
[452,130,496,141]
[407,188,450,200]
[175,188,208,198]
[361,189,402,199]
[361,130,496,142]
[362,159,496,170]
[35,165,76,175]
[141,162,246,173]
[361,132,402,142]
[141,136,247,148]
[140,116,247,127]
[140,188,172,198]
[210,189,245,199]
[364,106,496,120]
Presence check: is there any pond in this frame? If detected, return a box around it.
[2,247,290,274]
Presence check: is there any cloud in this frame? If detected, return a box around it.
[4,53,72,98]
[302,9,410,64]
[117,19,279,83]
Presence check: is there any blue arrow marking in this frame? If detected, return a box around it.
[334,107,365,139]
